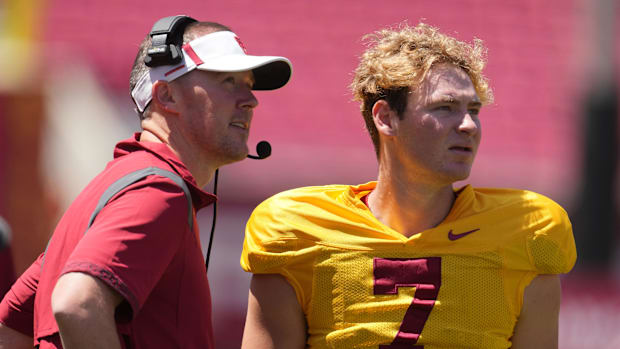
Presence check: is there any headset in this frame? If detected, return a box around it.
[145,15,197,68]
[144,16,273,272]
[206,142,270,272]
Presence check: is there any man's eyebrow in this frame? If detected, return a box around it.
[429,95,457,104]
[430,95,482,106]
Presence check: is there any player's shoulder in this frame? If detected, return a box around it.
[248,184,360,238]
[274,183,354,198]
[470,187,568,219]
[256,184,354,211]
[245,184,353,247]
[469,187,576,273]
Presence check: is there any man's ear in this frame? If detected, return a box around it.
[152,80,179,115]
[372,100,396,137]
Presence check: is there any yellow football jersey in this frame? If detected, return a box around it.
[241,182,577,349]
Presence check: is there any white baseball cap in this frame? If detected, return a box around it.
[131,31,292,112]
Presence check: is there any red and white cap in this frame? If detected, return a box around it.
[131,31,292,112]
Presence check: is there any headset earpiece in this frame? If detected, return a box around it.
[144,15,197,68]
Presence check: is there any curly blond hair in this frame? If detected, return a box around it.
[351,23,493,157]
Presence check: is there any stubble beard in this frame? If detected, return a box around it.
[215,137,249,165]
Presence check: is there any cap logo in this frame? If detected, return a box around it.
[235,36,248,54]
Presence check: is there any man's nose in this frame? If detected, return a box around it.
[458,112,479,135]
[239,90,258,110]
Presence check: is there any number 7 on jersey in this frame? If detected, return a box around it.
[373,257,442,349]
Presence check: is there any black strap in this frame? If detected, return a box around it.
[205,168,218,271]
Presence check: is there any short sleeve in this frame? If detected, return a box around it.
[0,253,42,337]
[526,198,577,274]
[60,177,190,320]
[240,195,319,310]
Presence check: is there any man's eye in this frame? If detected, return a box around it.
[436,105,452,111]
[223,77,235,84]
[468,108,480,115]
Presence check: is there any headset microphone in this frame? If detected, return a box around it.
[247,141,272,160]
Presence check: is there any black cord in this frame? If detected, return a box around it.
[205,168,218,272]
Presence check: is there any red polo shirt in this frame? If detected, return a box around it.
[0,253,39,337]
[0,134,216,348]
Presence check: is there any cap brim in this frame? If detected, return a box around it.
[195,55,292,90]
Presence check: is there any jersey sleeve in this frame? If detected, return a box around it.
[0,253,42,337]
[525,196,577,274]
[60,177,190,321]
[240,194,318,310]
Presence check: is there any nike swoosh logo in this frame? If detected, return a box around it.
[448,228,480,241]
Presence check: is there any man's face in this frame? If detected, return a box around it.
[171,69,258,166]
[391,63,482,185]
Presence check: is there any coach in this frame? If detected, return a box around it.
[0,15,291,349]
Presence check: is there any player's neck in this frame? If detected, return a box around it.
[369,168,455,238]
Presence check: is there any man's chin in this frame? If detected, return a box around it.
[224,149,249,164]
[443,166,473,183]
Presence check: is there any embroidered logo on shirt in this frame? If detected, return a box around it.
[448,228,480,241]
